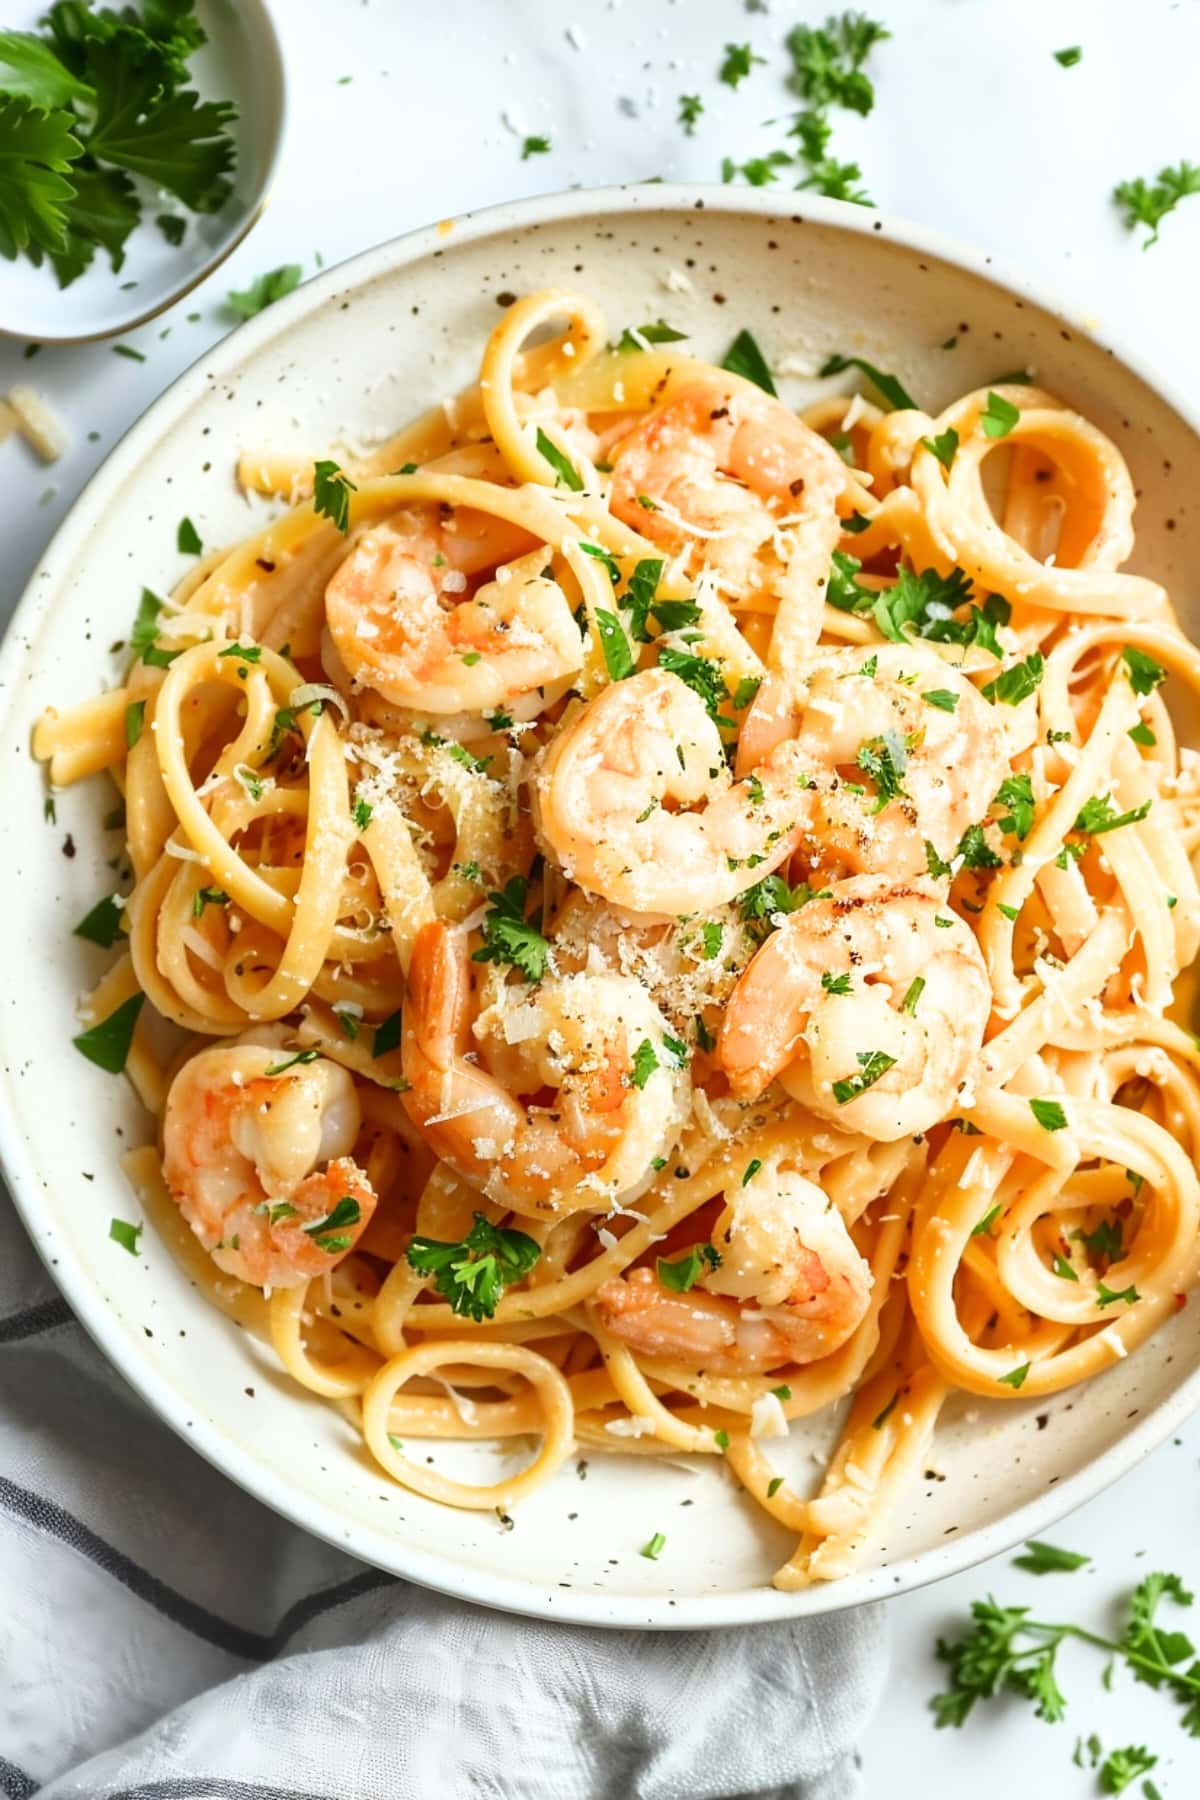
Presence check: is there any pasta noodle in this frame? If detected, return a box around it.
[34,289,1200,1588]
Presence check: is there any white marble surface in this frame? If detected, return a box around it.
[3,0,1200,1791]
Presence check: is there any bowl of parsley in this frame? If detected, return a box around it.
[0,0,286,343]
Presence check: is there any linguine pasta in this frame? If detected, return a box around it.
[33,289,1200,1588]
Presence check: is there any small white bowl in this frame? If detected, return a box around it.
[2,187,1199,1627]
[0,0,286,344]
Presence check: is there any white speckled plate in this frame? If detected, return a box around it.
[2,188,1198,1628]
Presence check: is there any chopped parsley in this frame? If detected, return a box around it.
[191,886,228,917]
[657,1243,720,1292]
[263,1047,322,1077]
[657,645,727,719]
[1074,795,1152,836]
[1053,46,1082,68]
[353,797,373,831]
[1114,162,1200,248]
[719,42,764,88]
[471,876,549,983]
[982,653,1044,706]
[1013,1539,1091,1574]
[217,641,261,663]
[980,391,1021,439]
[956,823,1003,870]
[901,976,924,1014]
[922,427,959,469]
[176,516,202,555]
[855,728,910,812]
[1122,646,1167,695]
[922,688,959,712]
[74,892,124,948]
[1096,1281,1140,1308]
[997,1363,1031,1390]
[786,13,890,115]
[821,971,853,996]
[832,1048,896,1105]
[73,991,144,1073]
[742,1158,763,1186]
[616,321,688,351]
[971,1204,1001,1238]
[312,459,357,533]
[739,874,829,942]
[520,134,550,160]
[631,1039,660,1089]
[994,772,1036,840]
[535,427,583,491]
[406,1212,541,1321]
[302,1195,361,1253]
[595,609,636,682]
[372,1010,402,1060]
[1029,1098,1068,1132]
[1128,722,1157,748]
[819,352,915,412]
[108,1217,142,1256]
[227,264,302,319]
[677,93,703,134]
[640,1531,667,1560]
[124,699,146,748]
[720,328,776,396]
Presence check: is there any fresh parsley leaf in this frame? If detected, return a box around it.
[226,263,302,319]
[0,29,91,109]
[994,773,1036,840]
[74,892,124,948]
[108,1215,142,1255]
[631,1039,660,1089]
[678,93,703,133]
[720,328,776,395]
[819,351,915,411]
[0,96,81,263]
[1128,722,1157,748]
[595,609,636,681]
[922,688,959,712]
[657,1243,720,1293]
[73,991,143,1073]
[407,1212,541,1321]
[1097,1281,1140,1308]
[302,1194,361,1251]
[471,876,549,983]
[832,1048,896,1104]
[980,391,1021,438]
[657,645,727,719]
[923,427,959,469]
[1053,46,1082,68]
[124,698,145,748]
[971,1204,1001,1237]
[821,971,853,996]
[982,653,1044,706]
[1012,1541,1091,1575]
[312,459,357,533]
[1115,162,1200,248]
[722,149,793,189]
[536,426,583,490]
[786,13,890,115]
[176,515,201,554]
[998,1363,1031,1390]
[1122,646,1167,695]
[520,134,550,159]
[957,822,1002,870]
[1074,795,1152,836]
[739,875,829,942]
[353,797,373,831]
[616,320,688,351]
[372,1010,402,1060]
[719,42,764,88]
[86,41,236,212]
[855,728,910,812]
[1099,1747,1157,1795]
[1030,1098,1068,1132]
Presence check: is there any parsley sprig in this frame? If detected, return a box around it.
[406,1213,541,1322]
[1114,162,1200,248]
[471,876,549,984]
[933,1568,1200,1747]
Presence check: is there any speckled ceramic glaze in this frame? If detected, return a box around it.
[2,188,1198,1628]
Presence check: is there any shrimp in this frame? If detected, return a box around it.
[401,919,690,1218]
[739,644,1009,879]
[324,512,582,713]
[593,1157,871,1371]
[608,378,848,660]
[718,875,991,1139]
[532,667,806,915]
[162,1038,377,1288]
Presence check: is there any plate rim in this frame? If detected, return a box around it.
[3,181,1199,1629]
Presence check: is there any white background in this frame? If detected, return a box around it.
[3,0,1200,1793]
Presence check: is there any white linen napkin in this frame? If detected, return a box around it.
[0,1189,886,1799]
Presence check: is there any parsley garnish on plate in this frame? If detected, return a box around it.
[406,1212,541,1321]
[0,2,236,287]
[1012,1540,1091,1575]
[616,320,687,351]
[720,327,776,395]
[471,876,550,983]
[73,991,144,1073]
[1115,161,1200,248]
[226,263,302,319]
[1053,46,1082,68]
[73,892,125,948]
[108,1216,142,1255]
[819,352,916,411]
[520,134,550,159]
[787,12,890,114]
[176,516,202,554]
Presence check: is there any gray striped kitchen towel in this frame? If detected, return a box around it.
[0,1187,885,1799]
